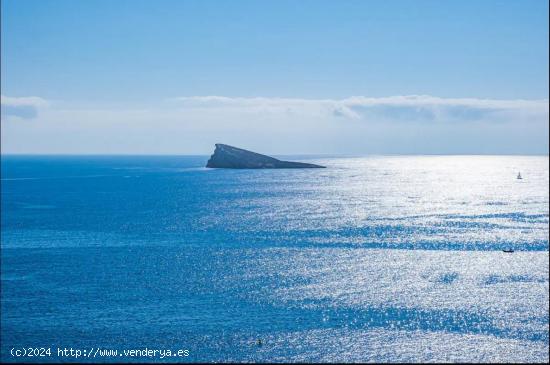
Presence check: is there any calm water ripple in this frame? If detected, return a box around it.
[1,155,548,362]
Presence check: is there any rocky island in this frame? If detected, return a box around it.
[206,144,325,169]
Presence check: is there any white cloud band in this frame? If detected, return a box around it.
[1,95,49,119]
[169,94,549,122]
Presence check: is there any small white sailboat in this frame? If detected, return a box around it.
[517,172,522,180]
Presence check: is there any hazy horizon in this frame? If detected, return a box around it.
[1,152,550,157]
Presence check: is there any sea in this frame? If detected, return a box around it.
[1,155,548,363]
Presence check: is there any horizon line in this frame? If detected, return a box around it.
[1,153,549,157]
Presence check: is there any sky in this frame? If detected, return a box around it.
[1,0,548,155]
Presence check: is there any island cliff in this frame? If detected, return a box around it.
[206,144,325,169]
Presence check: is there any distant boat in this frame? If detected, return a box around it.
[503,249,514,253]
[517,172,522,180]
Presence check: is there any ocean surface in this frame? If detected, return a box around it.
[1,155,548,363]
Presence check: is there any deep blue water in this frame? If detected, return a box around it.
[1,155,549,362]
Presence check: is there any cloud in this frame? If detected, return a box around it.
[1,95,49,119]
[169,94,549,123]
[1,94,547,154]
[341,95,547,109]
[168,96,360,118]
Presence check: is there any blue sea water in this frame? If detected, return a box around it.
[1,155,548,363]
